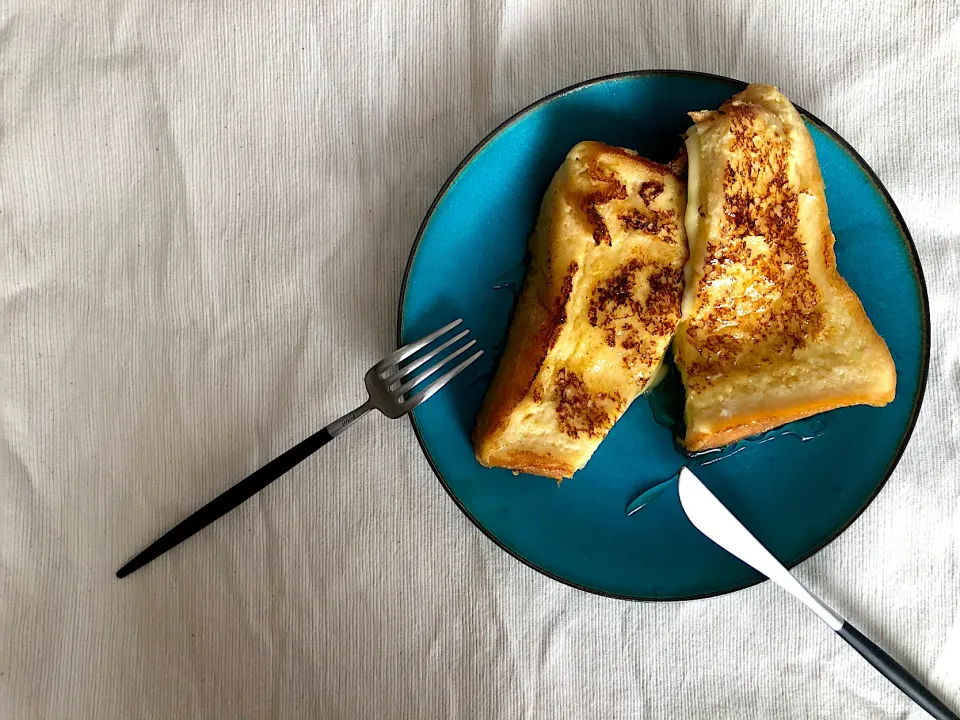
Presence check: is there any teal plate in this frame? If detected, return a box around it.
[397,71,929,600]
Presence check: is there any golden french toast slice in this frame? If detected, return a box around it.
[473,141,688,479]
[675,84,896,451]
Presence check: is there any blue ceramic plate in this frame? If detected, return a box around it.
[397,71,929,600]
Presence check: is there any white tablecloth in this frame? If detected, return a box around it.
[2,0,958,717]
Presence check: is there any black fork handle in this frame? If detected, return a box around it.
[115,397,383,580]
[116,425,335,578]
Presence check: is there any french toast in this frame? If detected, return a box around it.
[675,84,896,451]
[473,141,688,479]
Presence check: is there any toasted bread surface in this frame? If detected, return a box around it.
[473,141,689,479]
[675,84,896,451]
[473,142,687,479]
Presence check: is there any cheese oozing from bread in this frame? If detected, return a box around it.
[473,141,689,479]
[675,84,897,451]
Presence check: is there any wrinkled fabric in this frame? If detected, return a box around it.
[1,0,958,718]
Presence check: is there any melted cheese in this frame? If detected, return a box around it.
[681,128,703,319]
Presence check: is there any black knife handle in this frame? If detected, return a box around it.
[837,622,958,720]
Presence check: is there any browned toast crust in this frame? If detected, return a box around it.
[676,85,896,451]
[473,142,688,478]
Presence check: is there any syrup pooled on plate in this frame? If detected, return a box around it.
[626,365,828,515]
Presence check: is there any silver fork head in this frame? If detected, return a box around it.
[365,319,484,419]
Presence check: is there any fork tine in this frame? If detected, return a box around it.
[384,329,470,385]
[402,349,484,410]
[393,338,477,394]
[378,318,462,372]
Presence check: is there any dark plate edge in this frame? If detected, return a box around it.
[395,69,932,602]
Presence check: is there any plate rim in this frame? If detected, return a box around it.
[396,69,931,601]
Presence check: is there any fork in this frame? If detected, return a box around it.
[116,319,482,579]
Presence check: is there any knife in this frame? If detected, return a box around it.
[677,467,958,720]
